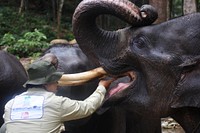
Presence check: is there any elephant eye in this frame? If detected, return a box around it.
[132,37,146,49]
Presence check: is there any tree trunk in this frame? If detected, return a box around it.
[18,0,25,14]
[51,0,57,23]
[57,0,64,38]
[24,0,28,11]
[149,0,169,23]
[183,0,197,15]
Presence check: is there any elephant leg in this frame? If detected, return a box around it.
[171,107,200,133]
[110,107,126,133]
[126,112,162,133]
[90,107,126,133]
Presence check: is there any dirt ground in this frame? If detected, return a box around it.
[162,129,185,133]
[161,118,185,133]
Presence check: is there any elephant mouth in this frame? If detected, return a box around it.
[58,67,136,100]
[105,71,136,99]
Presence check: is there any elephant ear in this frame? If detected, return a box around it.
[171,56,200,108]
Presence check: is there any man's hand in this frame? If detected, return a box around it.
[99,77,116,89]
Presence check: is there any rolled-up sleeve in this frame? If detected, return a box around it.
[60,85,106,121]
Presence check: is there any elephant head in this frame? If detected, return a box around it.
[72,0,200,132]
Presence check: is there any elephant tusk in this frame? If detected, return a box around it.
[58,79,90,86]
[58,67,107,86]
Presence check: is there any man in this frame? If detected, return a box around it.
[2,56,115,133]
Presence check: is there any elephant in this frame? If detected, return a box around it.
[0,51,28,125]
[71,0,200,132]
[41,41,132,133]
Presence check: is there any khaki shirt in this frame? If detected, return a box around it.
[3,85,106,133]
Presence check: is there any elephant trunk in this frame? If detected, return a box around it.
[72,0,157,69]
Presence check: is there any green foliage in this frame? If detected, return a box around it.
[171,0,183,18]
[0,33,16,46]
[0,7,53,41]
[198,0,200,12]
[0,6,74,45]
[171,0,200,18]
[0,6,75,58]
[0,29,49,57]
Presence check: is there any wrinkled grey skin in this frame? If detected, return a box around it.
[72,0,200,132]
[0,51,28,125]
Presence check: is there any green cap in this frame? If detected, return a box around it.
[25,60,64,86]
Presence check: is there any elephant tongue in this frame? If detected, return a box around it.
[108,83,130,97]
